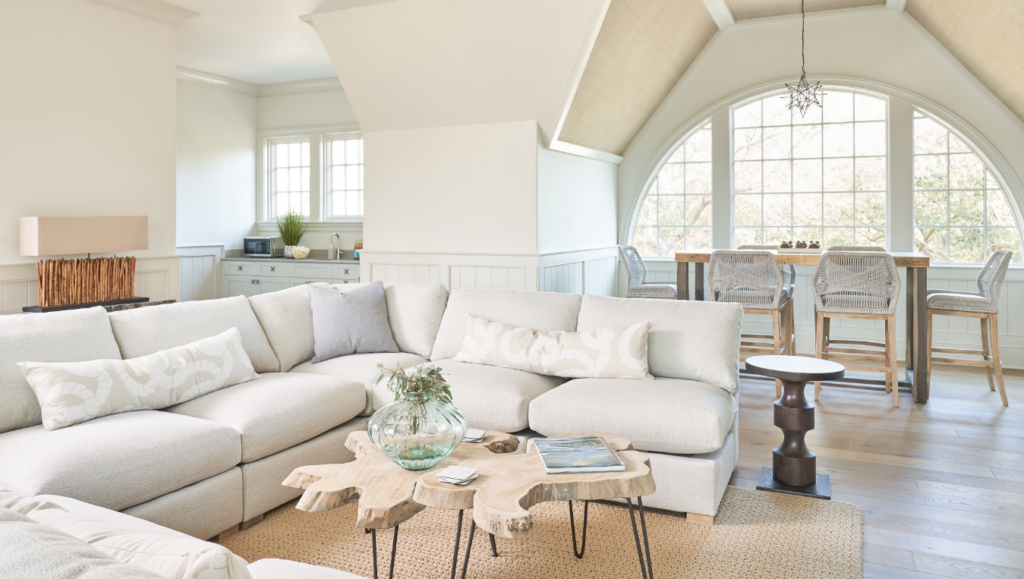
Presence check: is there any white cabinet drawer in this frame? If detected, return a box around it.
[333,264,360,280]
[290,278,333,288]
[225,262,257,276]
[256,263,288,277]
[289,263,333,278]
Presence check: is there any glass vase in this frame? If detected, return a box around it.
[367,393,467,471]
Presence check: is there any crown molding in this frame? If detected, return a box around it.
[549,140,624,165]
[886,0,908,12]
[299,14,314,26]
[258,77,343,97]
[85,0,198,27]
[176,67,258,96]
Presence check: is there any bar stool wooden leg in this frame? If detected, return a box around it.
[926,311,934,389]
[772,308,783,396]
[886,314,898,408]
[990,315,1009,406]
[980,316,996,392]
[814,311,825,401]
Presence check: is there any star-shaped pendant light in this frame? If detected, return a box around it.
[784,0,824,117]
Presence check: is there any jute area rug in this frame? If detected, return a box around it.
[222,487,862,578]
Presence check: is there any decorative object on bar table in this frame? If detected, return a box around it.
[20,216,148,310]
[368,363,467,470]
[276,211,309,259]
[809,240,820,249]
[779,240,792,249]
[783,0,825,117]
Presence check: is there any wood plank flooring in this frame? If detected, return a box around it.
[729,366,1024,579]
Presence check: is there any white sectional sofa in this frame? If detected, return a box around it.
[0,282,742,544]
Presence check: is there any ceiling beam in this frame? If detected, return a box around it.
[886,0,908,12]
[702,0,735,29]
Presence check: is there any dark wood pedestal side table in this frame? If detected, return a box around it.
[745,355,845,500]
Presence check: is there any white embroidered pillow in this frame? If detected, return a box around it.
[21,327,259,431]
[454,314,653,379]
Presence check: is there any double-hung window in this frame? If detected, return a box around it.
[258,126,363,223]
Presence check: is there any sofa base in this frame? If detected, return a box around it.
[636,423,737,517]
[122,467,243,541]
[239,417,367,522]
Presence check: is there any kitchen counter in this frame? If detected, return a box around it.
[225,256,360,265]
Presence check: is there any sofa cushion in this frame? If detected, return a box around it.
[249,284,329,372]
[529,378,736,455]
[164,373,364,463]
[38,495,192,539]
[22,328,259,431]
[332,282,450,358]
[108,296,280,373]
[373,360,562,432]
[291,352,427,416]
[0,411,240,512]
[432,289,582,361]
[576,295,743,394]
[0,507,163,579]
[0,306,122,434]
[309,283,398,362]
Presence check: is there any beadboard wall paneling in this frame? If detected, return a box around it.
[540,262,583,294]
[177,245,223,302]
[0,256,181,315]
[369,264,440,284]
[584,255,618,296]
[643,259,1024,369]
[450,266,528,291]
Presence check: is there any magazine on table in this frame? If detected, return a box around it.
[534,436,625,474]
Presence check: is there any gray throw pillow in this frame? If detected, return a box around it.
[308,282,399,363]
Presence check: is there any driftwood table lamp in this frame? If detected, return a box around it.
[20,216,149,311]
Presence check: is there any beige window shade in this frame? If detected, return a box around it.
[20,217,149,257]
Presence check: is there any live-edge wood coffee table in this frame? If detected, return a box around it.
[284,430,656,579]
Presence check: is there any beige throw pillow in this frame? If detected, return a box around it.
[454,314,653,379]
[21,327,259,431]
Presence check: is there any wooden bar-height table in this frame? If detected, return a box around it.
[675,250,933,403]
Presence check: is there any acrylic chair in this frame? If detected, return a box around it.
[926,250,1013,406]
[811,251,901,407]
[619,245,677,299]
[708,250,793,395]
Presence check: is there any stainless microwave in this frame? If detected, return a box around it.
[243,236,284,257]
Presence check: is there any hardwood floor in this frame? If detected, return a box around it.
[729,366,1024,579]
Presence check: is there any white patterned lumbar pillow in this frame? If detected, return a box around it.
[454,314,654,379]
[21,327,259,431]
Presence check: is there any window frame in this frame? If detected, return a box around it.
[256,124,363,225]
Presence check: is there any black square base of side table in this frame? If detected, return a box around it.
[756,467,831,500]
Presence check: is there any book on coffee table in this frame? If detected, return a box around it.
[534,436,625,474]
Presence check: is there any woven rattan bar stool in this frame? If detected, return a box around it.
[709,250,793,396]
[620,245,677,299]
[738,245,796,356]
[926,250,1013,406]
[811,251,901,407]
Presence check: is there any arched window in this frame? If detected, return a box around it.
[913,109,1023,264]
[732,88,887,248]
[631,121,712,256]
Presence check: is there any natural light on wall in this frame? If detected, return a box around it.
[632,121,712,256]
[913,110,1023,264]
[733,89,887,249]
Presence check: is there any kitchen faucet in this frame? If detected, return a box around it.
[329,233,341,260]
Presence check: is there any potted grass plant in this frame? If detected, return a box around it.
[368,364,467,470]
[276,211,310,259]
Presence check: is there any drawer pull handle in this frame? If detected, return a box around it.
[306,281,314,284]
[344,269,349,274]
[237,266,243,272]
[270,267,276,272]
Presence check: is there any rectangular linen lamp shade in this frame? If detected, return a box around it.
[20,216,148,257]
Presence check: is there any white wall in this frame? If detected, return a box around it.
[537,144,617,254]
[177,81,257,251]
[257,89,358,130]
[0,0,178,264]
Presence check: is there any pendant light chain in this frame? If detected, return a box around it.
[784,0,824,117]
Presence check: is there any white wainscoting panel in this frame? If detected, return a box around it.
[177,246,223,302]
[642,258,1024,369]
[540,262,583,294]
[370,264,440,284]
[584,256,617,296]
[3,277,38,314]
[450,266,527,291]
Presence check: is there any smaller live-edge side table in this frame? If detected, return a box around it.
[745,355,845,500]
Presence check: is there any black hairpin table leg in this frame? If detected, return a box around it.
[449,511,465,579]
[489,533,498,557]
[568,500,589,558]
[368,526,400,579]
[627,498,653,579]
[459,520,477,579]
